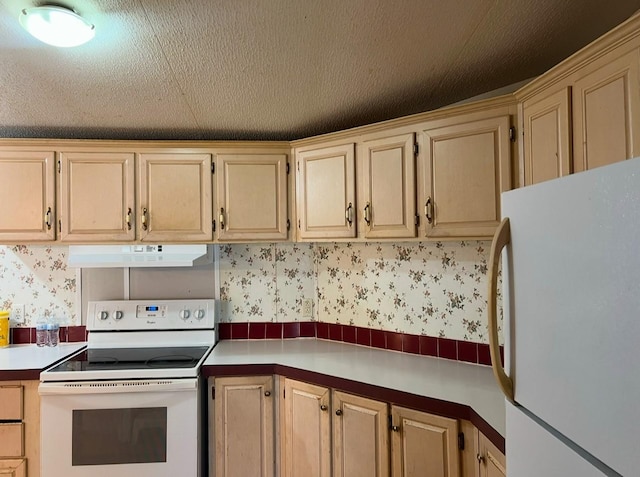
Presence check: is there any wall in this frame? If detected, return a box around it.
[1,241,501,345]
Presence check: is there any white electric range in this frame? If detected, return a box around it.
[39,299,217,477]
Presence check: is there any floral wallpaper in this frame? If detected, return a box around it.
[0,246,77,326]
[218,241,502,344]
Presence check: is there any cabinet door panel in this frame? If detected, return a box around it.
[217,154,288,241]
[478,432,505,477]
[573,48,640,172]
[421,116,511,238]
[0,151,55,241]
[523,88,572,185]
[391,406,459,477]
[60,152,135,241]
[282,379,330,477]
[215,376,274,477]
[360,133,416,238]
[296,144,356,239]
[138,153,212,242]
[333,390,389,477]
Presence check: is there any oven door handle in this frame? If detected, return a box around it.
[39,378,198,395]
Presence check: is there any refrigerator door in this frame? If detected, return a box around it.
[506,402,607,477]
[501,158,640,476]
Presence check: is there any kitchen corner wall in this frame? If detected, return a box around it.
[0,245,77,325]
[219,241,502,344]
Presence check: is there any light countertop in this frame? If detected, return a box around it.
[203,338,505,438]
[0,343,86,380]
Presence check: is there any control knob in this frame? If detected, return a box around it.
[179,309,191,320]
[99,311,109,321]
[114,310,124,321]
[194,309,205,320]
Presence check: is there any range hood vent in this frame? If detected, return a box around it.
[67,244,212,268]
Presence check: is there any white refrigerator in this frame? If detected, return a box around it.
[487,157,640,476]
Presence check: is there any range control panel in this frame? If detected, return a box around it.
[87,299,216,331]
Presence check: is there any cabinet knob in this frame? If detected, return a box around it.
[264,391,271,397]
[45,207,52,230]
[219,208,225,230]
[335,409,343,416]
[126,208,132,230]
[425,198,433,224]
[320,404,328,411]
[476,453,485,464]
[364,202,371,225]
[391,425,400,432]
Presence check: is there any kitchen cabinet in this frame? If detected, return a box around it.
[521,88,572,185]
[459,420,505,477]
[418,113,512,239]
[296,143,356,240]
[358,133,417,239]
[58,151,135,241]
[0,459,26,477]
[390,405,460,477]
[0,150,55,241]
[478,431,505,477]
[138,152,213,242]
[213,376,275,477]
[215,152,289,242]
[332,390,389,477]
[281,378,331,477]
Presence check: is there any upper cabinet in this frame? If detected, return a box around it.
[59,152,135,242]
[215,151,289,242]
[296,143,357,240]
[0,150,55,242]
[138,152,213,242]
[418,113,512,239]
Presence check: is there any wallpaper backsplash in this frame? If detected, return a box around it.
[219,241,502,344]
[0,246,77,326]
[1,241,501,344]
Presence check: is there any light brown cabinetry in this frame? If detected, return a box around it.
[296,143,356,240]
[58,151,135,241]
[138,152,213,242]
[459,421,505,477]
[418,114,511,238]
[0,459,26,477]
[332,390,389,477]
[213,376,275,477]
[522,88,572,185]
[0,151,55,241]
[391,405,460,477]
[281,378,331,477]
[215,152,288,242]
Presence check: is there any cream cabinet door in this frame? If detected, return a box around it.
[282,379,331,477]
[138,153,212,242]
[359,133,417,239]
[419,115,511,238]
[332,390,389,477]
[296,144,356,240]
[214,376,275,477]
[572,48,640,172]
[523,88,572,185]
[59,152,135,242]
[216,153,288,241]
[391,406,460,477]
[0,459,26,477]
[478,432,505,477]
[0,151,55,241]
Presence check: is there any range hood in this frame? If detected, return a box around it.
[67,244,213,268]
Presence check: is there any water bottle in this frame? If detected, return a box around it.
[46,323,59,347]
[36,322,47,347]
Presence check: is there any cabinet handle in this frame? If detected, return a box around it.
[44,207,52,230]
[141,208,148,231]
[335,409,342,416]
[391,425,400,432]
[476,453,485,464]
[364,202,371,225]
[219,208,225,230]
[345,203,353,225]
[264,391,271,397]
[425,198,433,224]
[126,208,132,230]
[320,404,328,411]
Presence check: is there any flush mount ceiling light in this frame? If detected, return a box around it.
[19,5,95,47]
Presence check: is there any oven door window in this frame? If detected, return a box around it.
[72,407,167,466]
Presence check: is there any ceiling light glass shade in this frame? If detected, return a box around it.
[19,6,95,47]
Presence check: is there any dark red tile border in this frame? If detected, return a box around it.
[419,335,438,357]
[219,323,232,340]
[230,323,248,340]
[356,327,370,346]
[478,344,491,366]
[249,323,266,340]
[386,331,403,352]
[283,322,300,339]
[370,329,386,349]
[11,327,32,344]
[317,322,329,339]
[438,337,458,360]
[403,334,420,354]
[342,326,356,344]
[300,322,316,338]
[328,323,342,341]
[458,341,478,364]
[68,325,87,342]
[265,322,282,339]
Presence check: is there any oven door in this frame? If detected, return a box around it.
[39,379,200,477]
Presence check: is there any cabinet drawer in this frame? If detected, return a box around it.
[0,458,27,477]
[0,424,24,457]
[0,387,22,420]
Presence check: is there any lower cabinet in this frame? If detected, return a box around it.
[0,459,27,477]
[460,420,506,477]
[212,376,275,477]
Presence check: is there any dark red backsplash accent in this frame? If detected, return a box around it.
[219,322,501,367]
[10,325,87,344]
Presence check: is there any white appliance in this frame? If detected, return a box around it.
[39,299,217,477]
[67,244,213,268]
[486,157,640,476]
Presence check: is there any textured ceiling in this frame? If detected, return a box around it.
[0,0,639,141]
